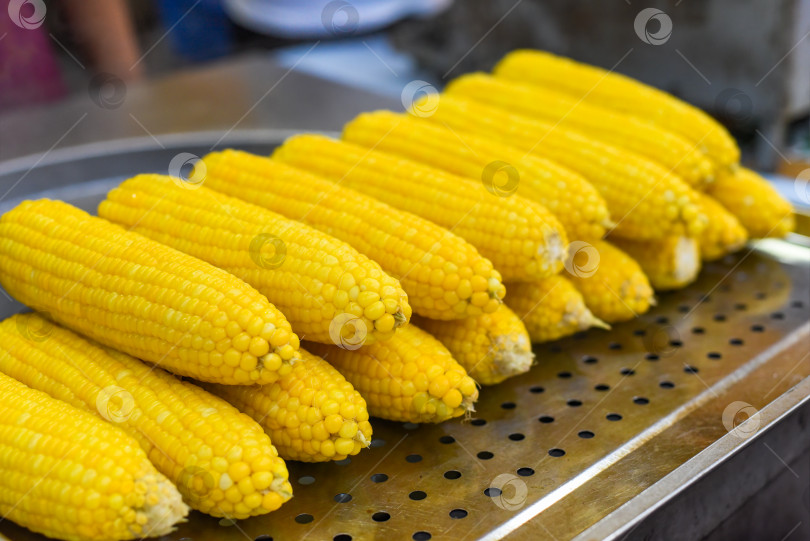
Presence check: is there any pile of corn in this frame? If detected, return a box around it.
[0,50,794,541]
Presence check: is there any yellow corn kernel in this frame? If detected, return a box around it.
[274,134,568,281]
[202,349,372,462]
[610,236,701,290]
[0,371,188,541]
[567,240,655,323]
[307,325,478,423]
[494,49,740,169]
[694,192,749,261]
[199,150,504,320]
[0,313,292,520]
[100,174,410,345]
[342,111,609,242]
[504,275,608,343]
[413,305,534,386]
[0,200,298,385]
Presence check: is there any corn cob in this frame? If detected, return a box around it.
[100,174,410,345]
[504,276,607,343]
[412,305,533,386]
[695,192,749,261]
[609,236,701,290]
[306,325,478,423]
[707,167,795,238]
[342,111,609,242]
[494,49,740,169]
[201,349,373,463]
[0,313,293,519]
[199,150,505,320]
[567,240,655,323]
[273,134,567,281]
[0,200,298,385]
[446,73,713,186]
[417,97,708,240]
[0,370,188,541]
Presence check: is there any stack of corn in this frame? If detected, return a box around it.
[0,47,795,541]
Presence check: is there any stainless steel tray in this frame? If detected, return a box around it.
[0,138,808,541]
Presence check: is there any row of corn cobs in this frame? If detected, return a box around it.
[0,50,795,541]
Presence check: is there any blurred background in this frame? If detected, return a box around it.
[1,0,808,174]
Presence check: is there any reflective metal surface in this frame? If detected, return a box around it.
[0,141,808,540]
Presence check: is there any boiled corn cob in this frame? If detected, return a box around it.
[609,236,701,290]
[412,305,533,386]
[0,371,188,541]
[446,73,713,186]
[417,98,708,240]
[567,240,655,323]
[504,276,608,343]
[695,192,749,261]
[306,325,479,423]
[0,313,292,519]
[202,349,373,462]
[273,134,567,281]
[200,150,505,320]
[342,111,610,242]
[494,49,740,169]
[707,167,795,238]
[0,200,299,385]
[100,174,410,345]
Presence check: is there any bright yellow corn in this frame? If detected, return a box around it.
[695,192,749,261]
[707,167,795,238]
[0,371,188,541]
[100,174,410,345]
[567,240,655,323]
[494,49,740,169]
[0,313,292,520]
[446,73,714,186]
[199,151,505,320]
[418,97,708,240]
[610,236,701,290]
[504,276,608,343]
[273,134,567,281]
[412,305,533,386]
[0,200,298,385]
[306,325,479,423]
[202,349,373,462]
[342,111,609,242]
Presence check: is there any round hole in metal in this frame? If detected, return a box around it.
[567,399,583,407]
[334,535,352,541]
[633,328,647,336]
[656,316,669,324]
[517,467,535,476]
[734,303,747,311]
[298,476,315,486]
[751,324,765,332]
[660,381,675,389]
[444,470,461,480]
[402,422,419,430]
[791,300,804,308]
[529,385,545,394]
[406,454,422,463]
[608,342,622,350]
[369,439,386,448]
[620,368,635,376]
[669,340,683,347]
[557,371,572,379]
[509,433,525,441]
[595,383,610,391]
[583,356,598,364]
[449,509,468,519]
[633,397,650,405]
[372,512,390,522]
[677,305,690,313]
[729,338,744,346]
[477,451,494,460]
[684,365,699,374]
[439,435,455,444]
[646,353,659,361]
[714,314,727,322]
[470,419,487,426]
[548,448,566,457]
[335,458,351,466]
[708,352,722,359]
[371,473,388,483]
[501,402,516,410]
[484,487,502,497]
[607,413,623,421]
[334,493,352,503]
[692,327,705,334]
[578,430,595,439]
[409,491,427,501]
[413,532,432,541]
[538,415,555,423]
[295,514,314,524]
[255,536,273,541]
